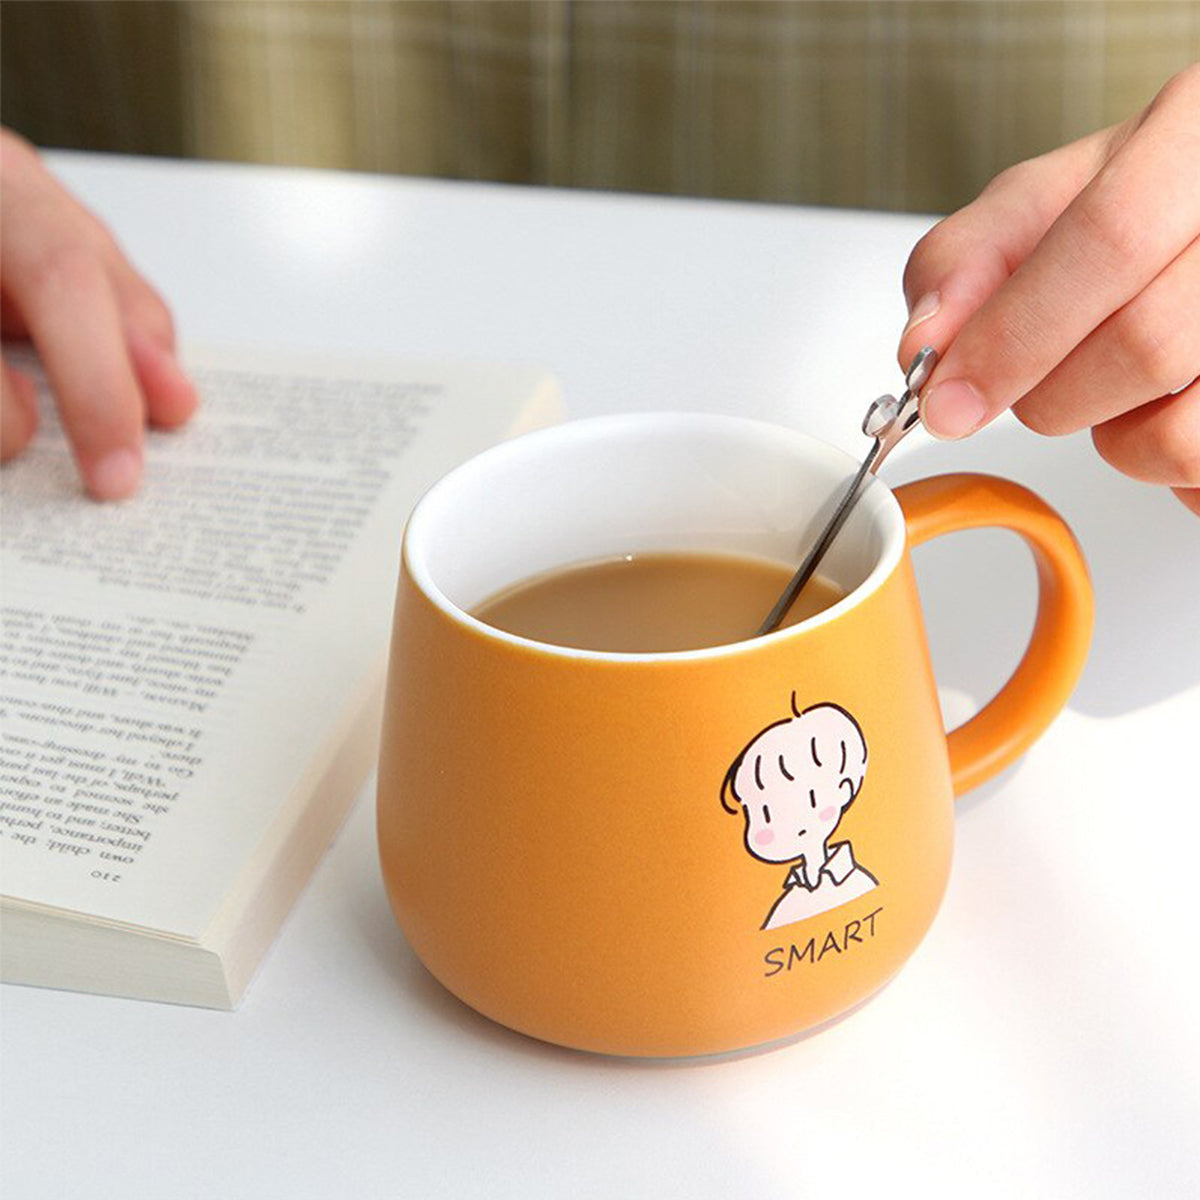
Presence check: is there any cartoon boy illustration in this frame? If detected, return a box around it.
[722,695,876,931]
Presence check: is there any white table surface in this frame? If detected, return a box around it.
[3,152,1198,1200]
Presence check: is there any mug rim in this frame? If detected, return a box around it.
[402,412,907,663]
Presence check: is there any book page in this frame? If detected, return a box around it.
[0,346,558,936]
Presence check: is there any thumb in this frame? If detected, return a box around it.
[897,125,1118,375]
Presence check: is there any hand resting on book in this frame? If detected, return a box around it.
[0,126,197,501]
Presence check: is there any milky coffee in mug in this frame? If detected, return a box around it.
[473,551,845,653]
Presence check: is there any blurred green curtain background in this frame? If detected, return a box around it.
[3,0,1198,213]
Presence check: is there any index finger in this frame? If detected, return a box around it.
[3,244,145,500]
[896,124,1116,373]
[920,67,1200,439]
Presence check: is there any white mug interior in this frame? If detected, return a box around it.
[403,413,907,659]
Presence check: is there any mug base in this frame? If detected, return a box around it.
[589,972,902,1064]
[454,969,905,1065]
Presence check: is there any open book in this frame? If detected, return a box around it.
[0,346,561,1008]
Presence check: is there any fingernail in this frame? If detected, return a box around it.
[87,448,141,501]
[920,378,987,440]
[162,344,186,378]
[901,291,940,341]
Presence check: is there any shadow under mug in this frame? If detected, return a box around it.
[377,414,1093,1057]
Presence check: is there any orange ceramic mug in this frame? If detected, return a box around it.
[378,414,1092,1057]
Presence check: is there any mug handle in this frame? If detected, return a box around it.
[893,473,1094,797]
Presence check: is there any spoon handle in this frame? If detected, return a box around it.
[755,347,937,637]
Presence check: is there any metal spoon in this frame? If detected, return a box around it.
[756,346,938,636]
